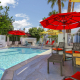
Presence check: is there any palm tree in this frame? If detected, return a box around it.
[72,2,75,12]
[23,28,25,32]
[48,0,67,13]
[48,10,58,16]
[66,1,72,33]
[66,1,75,33]
[48,0,67,31]
[39,17,47,29]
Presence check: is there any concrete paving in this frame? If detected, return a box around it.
[1,45,76,80]
[12,50,80,80]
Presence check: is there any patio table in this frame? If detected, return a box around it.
[47,54,64,76]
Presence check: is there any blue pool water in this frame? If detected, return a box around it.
[0,47,47,79]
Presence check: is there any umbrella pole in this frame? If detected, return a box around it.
[63,29,65,61]
[55,35,57,53]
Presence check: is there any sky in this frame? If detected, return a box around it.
[0,0,80,33]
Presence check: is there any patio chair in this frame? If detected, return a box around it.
[73,52,80,74]
[12,41,15,45]
[18,41,21,44]
[9,41,15,47]
[0,42,3,47]
[63,71,80,80]
[52,42,64,54]
[65,43,80,61]
[23,41,31,46]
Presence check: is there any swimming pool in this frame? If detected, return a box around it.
[0,47,47,79]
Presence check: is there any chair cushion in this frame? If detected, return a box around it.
[73,53,80,57]
[53,48,63,50]
[63,71,80,80]
[65,50,80,54]
[76,58,80,65]
[71,71,80,80]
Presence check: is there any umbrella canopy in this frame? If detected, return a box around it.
[47,29,60,33]
[40,31,48,35]
[40,12,80,30]
[8,30,25,42]
[47,29,63,35]
[40,12,80,60]
[8,30,25,35]
[48,32,63,35]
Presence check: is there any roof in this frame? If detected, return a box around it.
[25,33,31,36]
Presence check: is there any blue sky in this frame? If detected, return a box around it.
[0,0,80,33]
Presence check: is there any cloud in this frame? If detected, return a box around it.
[74,5,80,12]
[71,27,80,33]
[36,26,40,29]
[25,27,32,32]
[14,27,32,33]
[14,28,18,30]
[15,13,29,20]
[13,13,32,30]
[62,4,80,13]
[39,20,42,22]
[62,9,67,13]
[13,19,32,30]
[0,0,19,8]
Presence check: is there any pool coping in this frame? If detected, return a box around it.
[1,48,51,80]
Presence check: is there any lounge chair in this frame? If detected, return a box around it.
[63,71,80,80]
[43,40,49,45]
[39,40,49,46]
[18,41,21,44]
[0,42,3,47]
[45,40,55,46]
[65,43,80,61]
[23,41,31,46]
[36,41,42,45]
[9,41,15,47]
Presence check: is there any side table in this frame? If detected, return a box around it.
[47,54,64,76]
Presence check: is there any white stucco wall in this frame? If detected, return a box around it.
[0,35,7,47]
[20,37,37,46]
[58,33,68,47]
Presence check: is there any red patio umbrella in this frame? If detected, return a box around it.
[8,30,25,35]
[40,12,80,60]
[8,30,25,41]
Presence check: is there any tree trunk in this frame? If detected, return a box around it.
[58,0,61,13]
[58,0,62,32]
[72,2,75,12]
[66,1,72,33]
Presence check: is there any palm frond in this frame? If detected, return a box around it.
[61,2,64,8]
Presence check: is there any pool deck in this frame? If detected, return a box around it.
[1,45,74,80]
[1,46,51,80]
